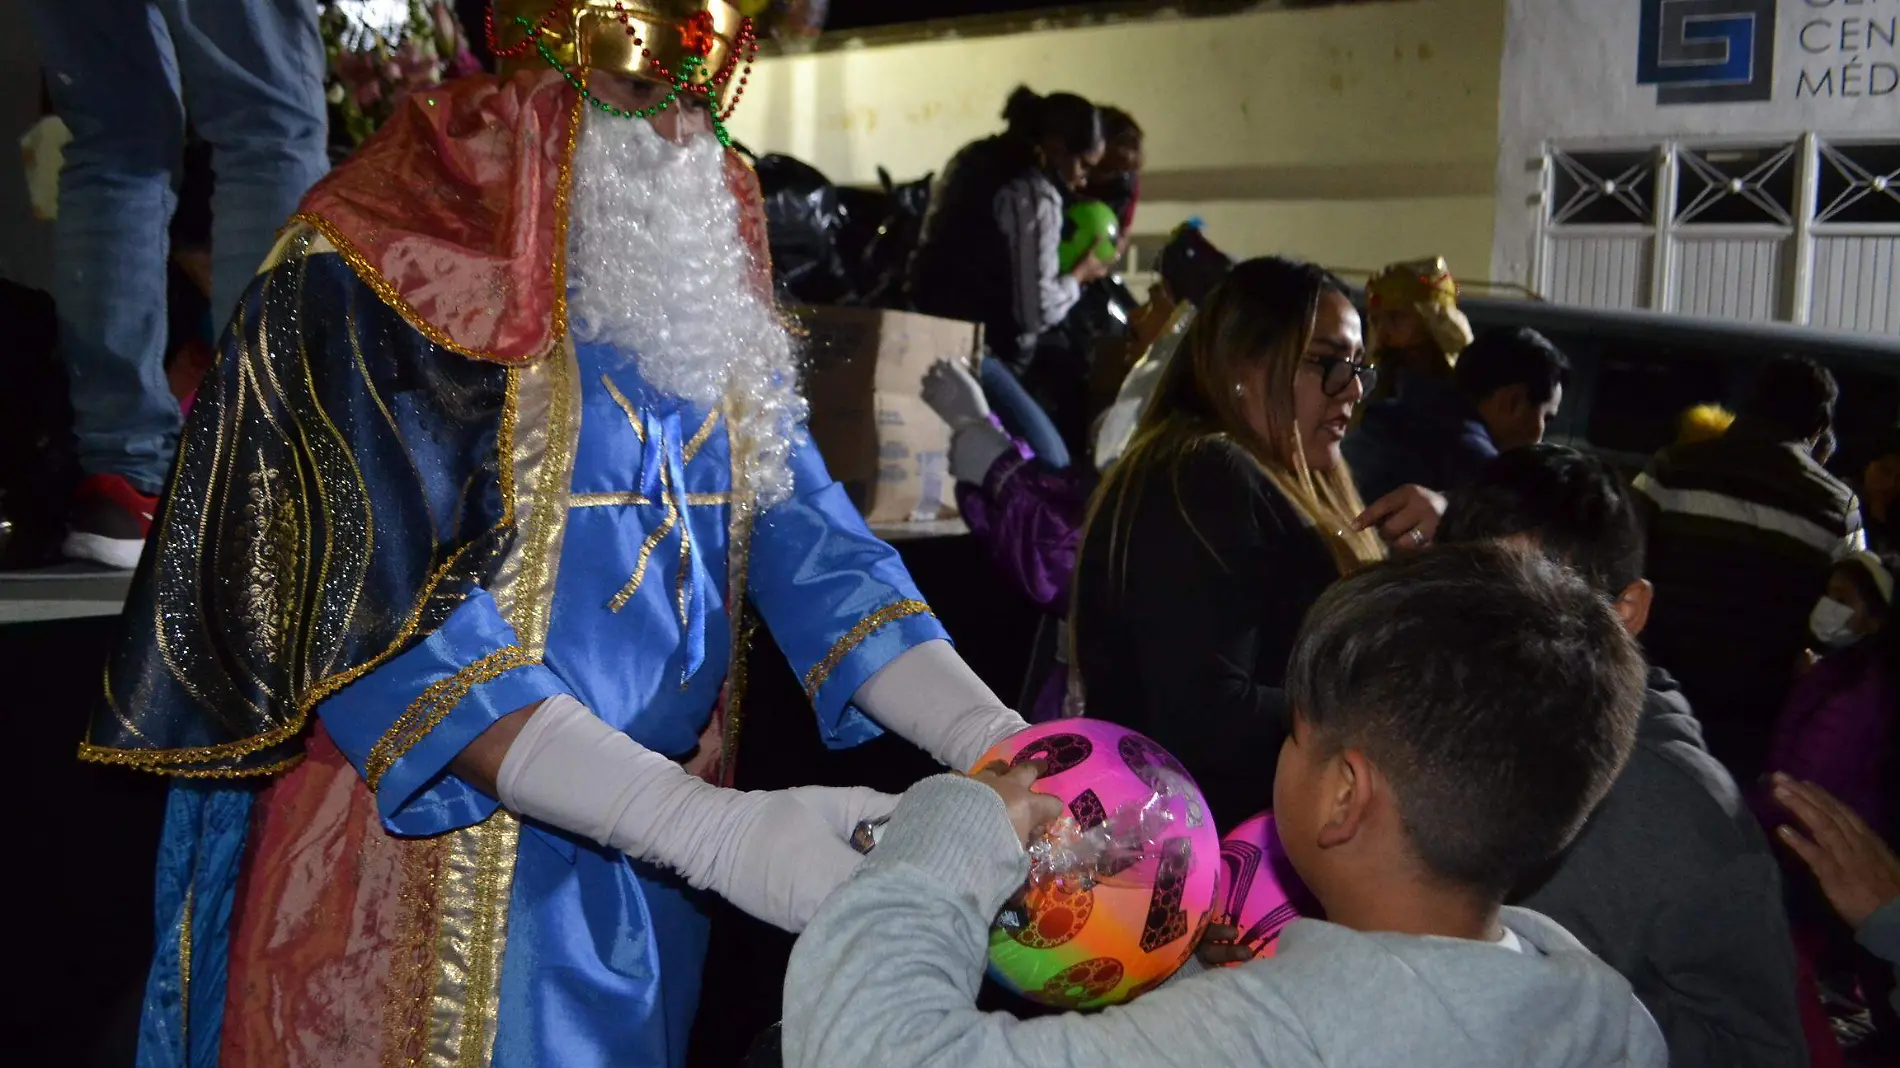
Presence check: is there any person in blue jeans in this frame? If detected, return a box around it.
[26,0,328,568]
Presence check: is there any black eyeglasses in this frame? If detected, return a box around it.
[1303,355,1377,398]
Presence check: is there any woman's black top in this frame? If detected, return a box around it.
[1073,439,1339,833]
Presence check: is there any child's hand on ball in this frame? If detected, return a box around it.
[971,761,1064,847]
[1195,919,1256,968]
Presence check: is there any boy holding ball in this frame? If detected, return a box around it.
[781,543,1664,1067]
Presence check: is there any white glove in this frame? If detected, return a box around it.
[948,419,1015,486]
[783,785,901,839]
[852,640,1029,771]
[921,359,990,429]
[495,695,882,932]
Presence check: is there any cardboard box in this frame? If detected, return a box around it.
[796,306,984,525]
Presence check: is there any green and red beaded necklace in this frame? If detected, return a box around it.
[488,5,760,146]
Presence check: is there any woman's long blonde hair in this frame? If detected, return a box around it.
[1079,257,1385,603]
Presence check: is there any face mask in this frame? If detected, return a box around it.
[1810,596,1862,649]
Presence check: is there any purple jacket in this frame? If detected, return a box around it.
[955,447,1090,723]
[1757,644,1895,836]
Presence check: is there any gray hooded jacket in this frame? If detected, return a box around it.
[784,775,1666,1068]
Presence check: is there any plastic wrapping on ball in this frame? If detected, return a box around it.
[1020,775,1189,896]
[971,719,1220,1010]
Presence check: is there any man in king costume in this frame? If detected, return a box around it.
[81,3,1030,1064]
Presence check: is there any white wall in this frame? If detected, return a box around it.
[1492,0,1900,290]
[727,0,1510,282]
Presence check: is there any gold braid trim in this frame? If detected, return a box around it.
[159,753,307,780]
[77,531,493,778]
[801,600,935,700]
[453,815,519,1068]
[381,836,443,1068]
[78,725,307,772]
[365,646,539,791]
[179,885,193,1043]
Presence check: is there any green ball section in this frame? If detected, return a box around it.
[1058,199,1121,275]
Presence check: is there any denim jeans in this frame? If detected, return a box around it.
[978,355,1071,471]
[27,0,328,493]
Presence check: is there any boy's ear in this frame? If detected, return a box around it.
[1316,748,1375,849]
[1614,579,1653,639]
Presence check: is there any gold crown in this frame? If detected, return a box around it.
[491,0,754,93]
[1365,256,1460,312]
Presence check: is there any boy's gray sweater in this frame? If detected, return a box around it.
[784,775,1667,1068]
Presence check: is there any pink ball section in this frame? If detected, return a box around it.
[1212,811,1318,961]
[969,718,1221,1009]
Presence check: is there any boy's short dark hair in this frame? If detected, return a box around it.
[1454,327,1570,406]
[1284,543,1645,897]
[1439,444,1646,596]
[1743,355,1838,442]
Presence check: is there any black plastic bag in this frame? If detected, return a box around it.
[850,167,934,309]
[754,154,854,306]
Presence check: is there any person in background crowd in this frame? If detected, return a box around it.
[922,358,1087,722]
[25,0,329,568]
[1762,554,1900,1060]
[920,228,1237,724]
[1677,403,1737,447]
[921,262,1445,725]
[909,86,1113,470]
[1359,255,1473,391]
[1442,444,1811,1068]
[1859,431,1900,555]
[1761,551,1898,838]
[781,544,1664,1068]
[1457,328,1570,450]
[1070,256,1441,829]
[1636,356,1865,787]
[1773,777,1900,1018]
[1341,257,1478,502]
[1085,105,1143,233]
[1352,325,1571,504]
[1093,220,1234,471]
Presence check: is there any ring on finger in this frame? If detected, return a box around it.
[1408,528,1427,548]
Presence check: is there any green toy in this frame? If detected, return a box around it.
[1058,200,1120,274]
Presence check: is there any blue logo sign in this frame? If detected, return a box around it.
[1637,0,1777,104]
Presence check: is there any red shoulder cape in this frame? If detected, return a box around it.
[295,70,770,365]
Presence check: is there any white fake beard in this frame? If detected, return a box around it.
[567,112,805,508]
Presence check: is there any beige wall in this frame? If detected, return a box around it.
[726,0,1509,282]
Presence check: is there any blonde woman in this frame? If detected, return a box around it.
[1071,257,1438,830]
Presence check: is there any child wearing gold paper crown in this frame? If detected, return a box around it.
[1341,256,1484,502]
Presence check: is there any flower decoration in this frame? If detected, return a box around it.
[319,0,479,155]
[679,10,718,56]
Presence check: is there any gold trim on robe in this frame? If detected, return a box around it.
[383,338,582,1067]
[718,395,760,785]
[801,599,936,699]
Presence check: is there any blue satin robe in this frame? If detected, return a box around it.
[306,342,945,1066]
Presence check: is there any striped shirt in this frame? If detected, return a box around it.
[1632,423,1863,780]
[994,173,1082,362]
